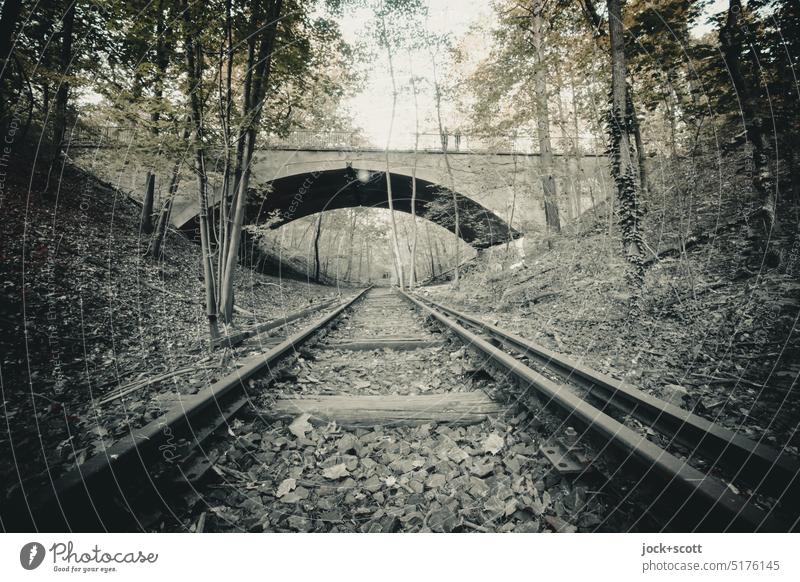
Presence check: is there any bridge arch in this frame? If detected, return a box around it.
[175,165,521,248]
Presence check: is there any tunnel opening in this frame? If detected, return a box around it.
[246,207,478,287]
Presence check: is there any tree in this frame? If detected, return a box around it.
[719,0,779,249]
[0,0,23,123]
[607,0,645,291]
[431,38,461,288]
[181,0,220,339]
[313,212,323,282]
[530,0,561,237]
[140,172,155,234]
[376,0,406,289]
[407,64,421,288]
[463,1,597,242]
[53,0,76,151]
[218,0,284,322]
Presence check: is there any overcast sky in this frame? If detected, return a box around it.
[336,0,494,148]
[334,0,733,148]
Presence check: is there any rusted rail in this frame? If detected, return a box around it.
[411,293,800,503]
[11,288,371,531]
[401,290,794,532]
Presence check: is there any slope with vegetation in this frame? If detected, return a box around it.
[0,148,335,497]
[424,149,800,457]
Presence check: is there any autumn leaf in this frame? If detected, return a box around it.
[288,413,312,439]
[482,431,504,455]
[322,463,349,480]
[276,478,297,498]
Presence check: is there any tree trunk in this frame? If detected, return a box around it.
[505,154,518,260]
[628,90,650,198]
[531,1,560,237]
[379,6,405,289]
[147,127,189,259]
[182,0,219,340]
[151,0,168,130]
[335,231,345,293]
[216,0,234,296]
[0,0,23,121]
[344,208,357,280]
[720,0,779,243]
[147,198,172,260]
[425,221,436,280]
[432,55,460,288]
[313,213,323,283]
[365,242,371,283]
[408,169,419,288]
[433,234,443,279]
[225,33,254,248]
[569,68,584,215]
[53,0,76,151]
[553,59,576,220]
[607,0,644,287]
[357,237,364,282]
[219,0,283,321]
[408,58,420,289]
[141,172,155,235]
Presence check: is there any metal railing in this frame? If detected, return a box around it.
[66,126,600,155]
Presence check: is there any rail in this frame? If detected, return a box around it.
[14,288,371,531]
[400,290,794,532]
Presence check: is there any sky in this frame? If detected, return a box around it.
[335,0,494,148]
[333,0,734,149]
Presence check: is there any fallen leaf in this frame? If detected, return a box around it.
[471,460,494,477]
[484,496,506,514]
[483,432,504,455]
[450,348,465,360]
[276,478,297,498]
[322,463,349,480]
[544,514,577,533]
[289,413,312,439]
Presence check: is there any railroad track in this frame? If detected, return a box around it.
[403,291,800,532]
[8,289,370,531]
[9,288,798,532]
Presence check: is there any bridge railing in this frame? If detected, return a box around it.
[66,125,137,147]
[258,130,598,155]
[65,126,600,155]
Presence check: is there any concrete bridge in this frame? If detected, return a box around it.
[70,129,613,248]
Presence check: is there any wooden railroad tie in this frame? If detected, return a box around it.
[268,391,505,427]
[321,337,445,351]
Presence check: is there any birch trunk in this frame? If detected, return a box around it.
[378,6,405,289]
[531,0,560,236]
[182,0,219,339]
[219,0,283,321]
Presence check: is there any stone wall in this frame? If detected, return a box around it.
[73,146,613,238]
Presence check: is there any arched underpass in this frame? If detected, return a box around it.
[173,167,521,250]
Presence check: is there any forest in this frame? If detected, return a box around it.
[1,0,799,534]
